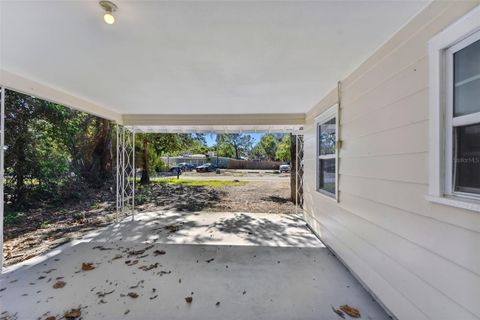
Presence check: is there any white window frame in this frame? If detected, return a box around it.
[315,104,339,201]
[428,5,480,212]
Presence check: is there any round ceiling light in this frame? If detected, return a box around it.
[99,1,118,25]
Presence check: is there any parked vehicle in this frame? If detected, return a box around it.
[279,164,290,173]
[178,162,195,171]
[196,163,216,172]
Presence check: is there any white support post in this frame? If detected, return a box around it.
[0,87,4,272]
[131,128,135,221]
[116,124,120,218]
[115,125,135,219]
[295,134,299,212]
[121,126,126,214]
[294,130,304,215]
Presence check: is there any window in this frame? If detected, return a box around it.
[316,105,337,199]
[429,5,480,211]
[445,31,480,199]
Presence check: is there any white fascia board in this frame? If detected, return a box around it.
[122,113,306,127]
[0,70,122,123]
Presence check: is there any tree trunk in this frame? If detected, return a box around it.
[234,144,239,159]
[140,138,150,185]
[85,119,113,185]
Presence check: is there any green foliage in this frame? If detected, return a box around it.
[4,89,114,209]
[39,221,51,229]
[136,133,208,184]
[275,135,291,162]
[214,134,253,159]
[249,134,290,162]
[258,134,278,161]
[4,208,22,226]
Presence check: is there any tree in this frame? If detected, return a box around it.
[258,134,277,161]
[4,91,39,205]
[215,134,253,159]
[4,89,115,207]
[275,135,291,162]
[136,133,204,184]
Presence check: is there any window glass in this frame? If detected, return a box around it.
[454,123,480,194]
[454,39,480,117]
[319,117,336,155]
[317,114,336,197]
[319,158,336,194]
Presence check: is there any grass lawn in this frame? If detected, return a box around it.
[148,177,248,188]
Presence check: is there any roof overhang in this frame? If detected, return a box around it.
[0,0,429,125]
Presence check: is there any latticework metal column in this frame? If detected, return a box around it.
[116,125,136,219]
[0,87,5,272]
[294,131,304,214]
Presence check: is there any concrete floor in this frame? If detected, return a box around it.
[1,211,389,320]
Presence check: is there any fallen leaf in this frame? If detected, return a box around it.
[81,263,95,271]
[139,263,159,271]
[128,249,145,256]
[52,281,66,289]
[165,224,182,233]
[92,245,113,251]
[64,308,81,319]
[129,280,144,289]
[96,289,115,297]
[126,260,138,266]
[128,292,138,298]
[331,305,345,319]
[153,250,166,256]
[185,296,193,303]
[339,305,361,318]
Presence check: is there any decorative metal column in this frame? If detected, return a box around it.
[116,125,136,219]
[294,130,304,214]
[0,87,5,272]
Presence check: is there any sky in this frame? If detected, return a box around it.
[204,133,264,147]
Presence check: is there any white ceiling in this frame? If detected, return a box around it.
[1,0,427,116]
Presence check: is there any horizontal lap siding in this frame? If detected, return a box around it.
[303,2,480,319]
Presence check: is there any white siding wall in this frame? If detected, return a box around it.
[303,2,480,319]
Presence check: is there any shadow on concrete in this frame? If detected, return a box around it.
[94,211,321,248]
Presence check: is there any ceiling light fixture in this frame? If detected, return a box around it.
[99,1,118,25]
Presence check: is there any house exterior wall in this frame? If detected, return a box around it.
[303,2,480,319]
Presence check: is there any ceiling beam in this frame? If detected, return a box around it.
[122,113,305,126]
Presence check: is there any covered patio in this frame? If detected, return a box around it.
[0,1,452,319]
[1,210,389,319]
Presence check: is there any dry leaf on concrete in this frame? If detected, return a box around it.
[339,305,361,318]
[52,281,66,289]
[81,262,95,271]
[64,308,81,319]
[331,305,345,319]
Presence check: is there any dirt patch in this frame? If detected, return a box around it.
[207,180,295,214]
[4,178,295,267]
